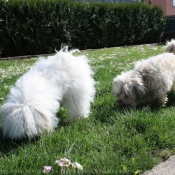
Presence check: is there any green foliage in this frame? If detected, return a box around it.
[0,0,165,57]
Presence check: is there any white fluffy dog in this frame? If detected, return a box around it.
[112,40,175,107]
[0,47,95,140]
[166,39,175,54]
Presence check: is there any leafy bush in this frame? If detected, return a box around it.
[0,0,165,57]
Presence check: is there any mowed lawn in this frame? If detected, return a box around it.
[0,44,175,174]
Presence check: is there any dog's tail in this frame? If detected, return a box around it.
[59,44,79,54]
[0,73,60,140]
[166,39,175,54]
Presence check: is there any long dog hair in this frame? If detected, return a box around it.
[112,39,175,107]
[0,47,95,139]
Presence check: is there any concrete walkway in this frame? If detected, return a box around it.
[142,155,175,175]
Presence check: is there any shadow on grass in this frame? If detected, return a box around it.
[166,91,175,107]
[114,91,175,113]
[0,127,41,155]
[92,91,175,125]
[0,107,71,155]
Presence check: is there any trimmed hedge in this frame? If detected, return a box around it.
[0,0,165,57]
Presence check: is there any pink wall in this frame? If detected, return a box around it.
[166,0,175,15]
[144,0,175,16]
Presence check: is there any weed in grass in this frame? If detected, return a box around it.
[42,158,83,174]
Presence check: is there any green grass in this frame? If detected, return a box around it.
[1,44,175,174]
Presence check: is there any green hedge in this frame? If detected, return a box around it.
[0,0,165,57]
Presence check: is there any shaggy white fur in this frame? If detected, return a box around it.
[0,48,95,139]
[112,39,175,107]
[166,39,175,54]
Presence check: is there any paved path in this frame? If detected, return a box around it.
[142,155,175,175]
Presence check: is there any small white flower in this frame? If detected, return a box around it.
[61,158,71,164]
[55,160,64,167]
[72,162,83,170]
[42,166,52,173]
[55,158,71,167]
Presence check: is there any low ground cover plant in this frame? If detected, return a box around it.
[0,45,175,174]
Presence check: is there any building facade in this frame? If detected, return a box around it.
[144,0,175,16]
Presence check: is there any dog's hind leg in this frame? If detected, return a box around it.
[62,88,92,120]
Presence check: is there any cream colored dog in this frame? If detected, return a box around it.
[166,39,175,54]
[112,39,175,107]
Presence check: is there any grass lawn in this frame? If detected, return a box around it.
[0,44,175,174]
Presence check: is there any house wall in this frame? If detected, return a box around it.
[144,0,175,16]
[166,0,175,15]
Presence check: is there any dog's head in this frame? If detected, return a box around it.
[112,71,146,107]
